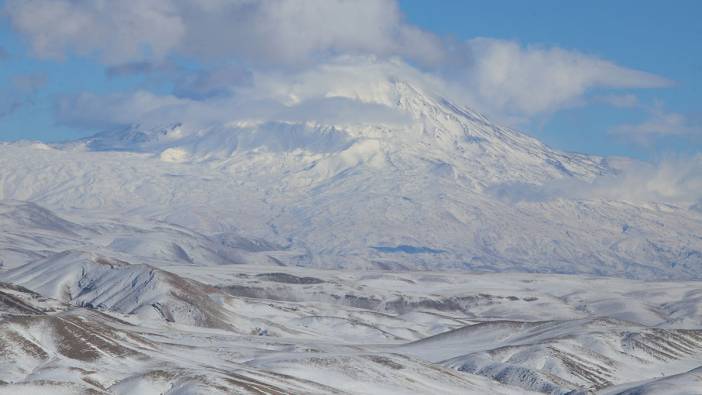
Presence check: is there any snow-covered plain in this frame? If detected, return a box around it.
[1,62,701,393]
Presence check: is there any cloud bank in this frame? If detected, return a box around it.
[5,0,441,66]
[3,0,681,144]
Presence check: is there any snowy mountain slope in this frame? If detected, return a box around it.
[171,264,702,330]
[0,199,301,271]
[0,282,154,393]
[168,264,702,393]
[0,282,67,317]
[3,249,467,341]
[3,265,702,394]
[399,318,702,393]
[600,366,702,395]
[3,251,237,329]
[246,352,538,395]
[1,61,701,279]
[0,200,98,269]
[1,65,701,278]
[3,250,485,342]
[0,283,330,395]
[0,281,538,395]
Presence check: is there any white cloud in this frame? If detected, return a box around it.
[5,0,442,66]
[580,156,702,206]
[177,0,443,65]
[490,155,702,208]
[5,0,186,64]
[612,107,700,142]
[54,54,679,140]
[5,1,675,125]
[447,38,671,119]
[55,73,411,130]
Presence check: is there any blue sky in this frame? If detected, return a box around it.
[1,0,700,160]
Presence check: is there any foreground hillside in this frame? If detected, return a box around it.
[1,264,702,394]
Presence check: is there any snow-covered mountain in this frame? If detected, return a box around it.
[2,59,702,392]
[1,62,701,279]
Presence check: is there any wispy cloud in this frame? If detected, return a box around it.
[0,73,47,118]
[611,105,700,143]
[445,38,671,120]
[11,73,47,92]
[172,65,253,100]
[490,155,702,208]
[105,62,161,78]
[598,93,640,108]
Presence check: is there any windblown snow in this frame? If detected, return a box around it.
[1,60,701,394]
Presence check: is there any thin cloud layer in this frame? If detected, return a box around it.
[490,155,702,208]
[598,94,640,108]
[612,108,700,143]
[56,81,411,131]
[0,73,47,118]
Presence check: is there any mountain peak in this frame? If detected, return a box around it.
[67,65,608,185]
